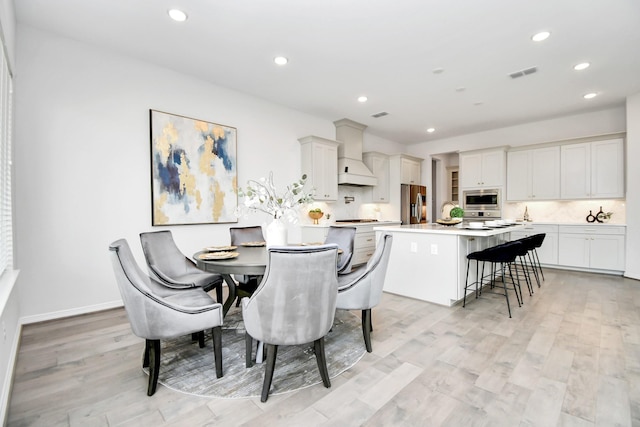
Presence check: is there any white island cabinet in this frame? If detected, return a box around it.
[374,223,525,306]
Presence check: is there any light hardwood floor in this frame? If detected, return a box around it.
[7,268,640,426]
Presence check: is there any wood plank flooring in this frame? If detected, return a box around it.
[7,269,640,426]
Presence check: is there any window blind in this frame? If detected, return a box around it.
[0,49,13,277]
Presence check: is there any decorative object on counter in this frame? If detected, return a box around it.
[308,208,324,224]
[523,206,530,222]
[437,202,463,225]
[595,206,613,223]
[236,172,315,246]
[586,210,596,223]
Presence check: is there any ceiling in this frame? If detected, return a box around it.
[13,0,640,144]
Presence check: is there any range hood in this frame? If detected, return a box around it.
[334,118,378,186]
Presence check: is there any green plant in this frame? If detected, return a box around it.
[449,206,464,218]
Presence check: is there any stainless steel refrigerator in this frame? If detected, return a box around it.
[401,184,427,224]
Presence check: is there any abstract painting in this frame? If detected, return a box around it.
[150,110,238,225]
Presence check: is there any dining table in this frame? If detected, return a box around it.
[193,244,267,317]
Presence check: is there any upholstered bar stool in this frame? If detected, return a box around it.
[463,241,524,318]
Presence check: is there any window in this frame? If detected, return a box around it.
[0,48,13,277]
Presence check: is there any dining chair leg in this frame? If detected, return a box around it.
[261,344,278,402]
[143,339,151,368]
[212,326,223,378]
[314,337,331,388]
[147,339,161,396]
[245,332,253,368]
[361,309,373,353]
[197,331,205,348]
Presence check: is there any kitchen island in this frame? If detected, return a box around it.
[373,223,526,306]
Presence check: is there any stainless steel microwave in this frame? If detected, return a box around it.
[462,188,501,218]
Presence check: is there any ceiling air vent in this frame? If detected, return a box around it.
[371,111,389,118]
[509,66,538,79]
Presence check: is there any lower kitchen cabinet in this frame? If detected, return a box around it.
[557,225,625,272]
[353,231,376,265]
[301,222,401,266]
[509,224,558,265]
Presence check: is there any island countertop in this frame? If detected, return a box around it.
[374,222,526,237]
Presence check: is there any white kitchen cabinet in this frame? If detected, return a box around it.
[459,148,505,189]
[508,223,558,265]
[299,136,339,201]
[353,231,376,265]
[560,138,624,199]
[400,155,422,185]
[363,151,390,203]
[557,225,625,272]
[301,222,400,266]
[506,147,560,201]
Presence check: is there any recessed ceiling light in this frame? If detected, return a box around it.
[357,96,368,103]
[274,56,288,66]
[168,9,188,22]
[531,31,550,42]
[583,92,598,99]
[427,128,436,133]
[574,62,590,71]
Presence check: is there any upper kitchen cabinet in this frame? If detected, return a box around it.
[393,154,422,185]
[560,138,624,199]
[506,146,560,201]
[363,151,390,203]
[459,148,506,189]
[298,136,340,201]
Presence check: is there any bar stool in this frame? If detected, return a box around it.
[517,233,546,288]
[463,241,524,318]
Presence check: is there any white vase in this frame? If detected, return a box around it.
[266,218,288,247]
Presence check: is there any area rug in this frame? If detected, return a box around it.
[144,308,366,399]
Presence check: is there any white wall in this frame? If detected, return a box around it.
[0,0,17,422]
[625,93,640,280]
[13,25,346,321]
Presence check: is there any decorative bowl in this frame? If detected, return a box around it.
[308,211,324,224]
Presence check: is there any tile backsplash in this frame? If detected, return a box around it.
[503,200,626,224]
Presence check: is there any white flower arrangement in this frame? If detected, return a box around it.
[236,172,315,222]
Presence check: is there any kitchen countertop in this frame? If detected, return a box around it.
[374,222,526,236]
[516,221,626,226]
[300,220,401,228]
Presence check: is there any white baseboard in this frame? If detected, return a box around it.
[1,321,22,426]
[19,300,124,325]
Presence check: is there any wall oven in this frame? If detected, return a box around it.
[462,188,502,219]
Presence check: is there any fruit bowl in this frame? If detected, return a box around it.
[308,211,324,224]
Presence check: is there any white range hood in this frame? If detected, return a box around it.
[334,118,378,186]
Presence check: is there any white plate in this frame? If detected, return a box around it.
[240,241,266,247]
[198,252,239,260]
[204,245,237,252]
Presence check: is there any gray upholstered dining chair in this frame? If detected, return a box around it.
[229,226,265,306]
[242,244,339,402]
[108,239,224,396]
[324,226,356,274]
[139,230,224,303]
[335,234,393,353]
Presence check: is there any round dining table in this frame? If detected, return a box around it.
[193,245,267,317]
